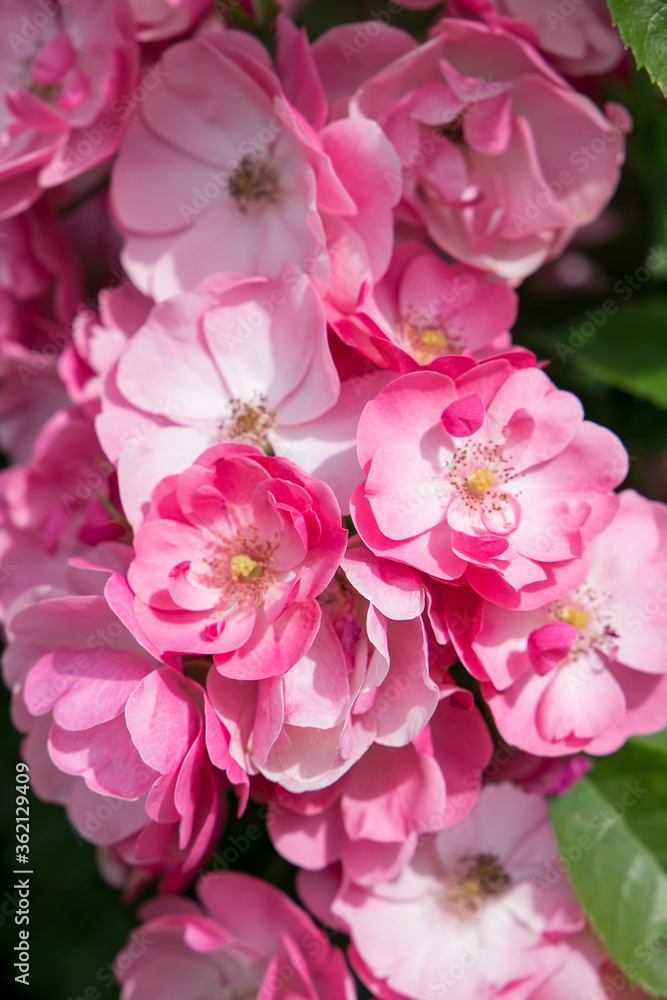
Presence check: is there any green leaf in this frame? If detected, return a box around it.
[590,733,667,868]
[551,297,667,409]
[607,1,667,95]
[549,775,667,996]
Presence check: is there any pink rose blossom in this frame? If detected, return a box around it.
[0,0,140,218]
[527,931,654,1000]
[111,32,400,304]
[125,444,347,677]
[114,871,356,1000]
[352,19,630,282]
[305,783,584,1000]
[449,0,624,77]
[331,241,516,371]
[0,404,127,558]
[59,279,153,412]
[207,538,441,792]
[0,202,80,344]
[0,351,70,463]
[95,271,339,530]
[311,23,417,122]
[264,690,492,885]
[352,355,628,608]
[447,489,667,755]
[5,556,235,893]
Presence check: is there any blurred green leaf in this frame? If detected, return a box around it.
[550,774,667,996]
[551,297,667,409]
[608,1,667,95]
[589,730,667,870]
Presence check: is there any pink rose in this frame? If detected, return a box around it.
[114,871,356,1000]
[111,32,400,304]
[331,241,516,371]
[95,271,339,530]
[352,18,630,282]
[449,0,624,77]
[206,538,440,791]
[264,691,493,885]
[5,556,231,892]
[447,490,667,755]
[352,355,628,608]
[302,783,585,1000]
[125,444,347,676]
[0,0,140,218]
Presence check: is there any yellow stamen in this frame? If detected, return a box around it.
[421,328,450,350]
[230,554,264,581]
[467,468,495,497]
[556,605,590,630]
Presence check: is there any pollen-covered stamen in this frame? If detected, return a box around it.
[467,468,495,497]
[222,395,276,450]
[29,80,62,102]
[230,553,264,582]
[556,605,591,631]
[549,586,619,661]
[200,525,277,609]
[228,155,280,213]
[398,313,464,362]
[447,852,511,913]
[443,439,521,519]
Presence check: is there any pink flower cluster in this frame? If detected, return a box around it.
[0,2,659,999]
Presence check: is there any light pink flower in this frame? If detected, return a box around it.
[447,490,667,755]
[5,556,234,893]
[114,871,356,1000]
[0,201,80,342]
[59,279,153,412]
[0,0,140,218]
[125,444,347,676]
[331,241,516,371]
[110,32,400,304]
[449,0,624,77]
[308,783,584,1000]
[352,19,630,282]
[264,691,493,885]
[527,931,654,1000]
[0,404,127,560]
[95,271,339,530]
[206,538,440,792]
[0,351,70,463]
[352,355,628,609]
[310,22,417,123]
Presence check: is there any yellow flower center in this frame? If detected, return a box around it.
[421,328,450,350]
[230,554,264,582]
[556,605,591,630]
[467,468,495,497]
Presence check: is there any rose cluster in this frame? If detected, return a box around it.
[0,2,660,999]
